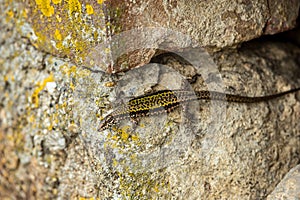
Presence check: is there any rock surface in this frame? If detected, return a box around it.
[267,164,300,200]
[6,0,300,72]
[1,0,300,199]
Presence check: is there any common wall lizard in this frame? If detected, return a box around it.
[98,87,300,131]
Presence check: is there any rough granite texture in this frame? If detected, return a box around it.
[5,0,299,72]
[1,0,300,199]
[267,164,300,200]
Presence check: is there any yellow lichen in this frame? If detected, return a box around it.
[4,75,8,82]
[153,184,160,193]
[55,14,62,22]
[60,64,77,77]
[34,31,49,50]
[120,131,129,141]
[79,197,101,200]
[104,81,116,87]
[69,65,77,75]
[86,4,94,15]
[31,73,55,108]
[47,111,59,131]
[52,0,62,4]
[111,134,118,141]
[55,41,63,49]
[113,158,118,167]
[73,40,85,53]
[6,10,14,20]
[131,134,139,142]
[35,0,54,17]
[69,81,75,91]
[104,48,111,54]
[97,0,105,4]
[28,115,35,123]
[47,123,53,131]
[54,29,62,41]
[21,9,28,19]
[67,0,82,14]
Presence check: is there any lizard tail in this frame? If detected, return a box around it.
[196,87,300,103]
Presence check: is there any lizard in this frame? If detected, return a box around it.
[98,87,300,131]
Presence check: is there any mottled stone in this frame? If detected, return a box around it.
[6,0,299,73]
[264,0,300,34]
[1,0,300,199]
[267,164,300,200]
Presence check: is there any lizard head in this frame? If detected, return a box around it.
[98,114,115,131]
